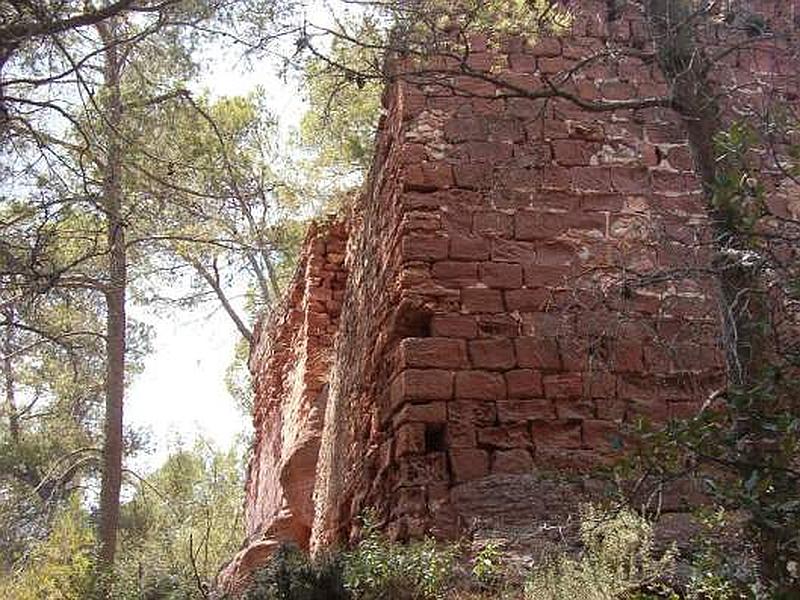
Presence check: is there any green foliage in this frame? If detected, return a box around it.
[712,121,766,236]
[242,545,349,600]
[523,505,677,600]
[113,439,246,599]
[298,16,383,185]
[0,497,95,600]
[242,514,457,600]
[471,540,505,590]
[343,517,457,600]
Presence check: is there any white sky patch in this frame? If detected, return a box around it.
[126,302,247,472]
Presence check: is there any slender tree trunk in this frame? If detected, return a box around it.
[2,305,20,442]
[96,20,126,597]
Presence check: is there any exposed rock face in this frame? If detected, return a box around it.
[219,219,348,593]
[220,0,799,592]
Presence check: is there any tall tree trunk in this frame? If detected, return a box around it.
[96,20,126,597]
[2,305,20,442]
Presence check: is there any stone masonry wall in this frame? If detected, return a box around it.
[313,1,728,549]
[225,0,799,589]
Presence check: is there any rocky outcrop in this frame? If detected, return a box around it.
[218,219,347,594]
[220,0,799,593]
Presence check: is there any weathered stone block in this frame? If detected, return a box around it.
[505,369,544,398]
[455,370,506,400]
[401,338,469,369]
[450,448,490,482]
[515,337,561,370]
[468,338,516,370]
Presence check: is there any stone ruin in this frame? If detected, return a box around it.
[219,0,799,592]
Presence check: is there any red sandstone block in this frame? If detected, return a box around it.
[597,398,627,420]
[480,262,523,289]
[488,117,525,143]
[491,239,536,263]
[538,56,572,74]
[553,140,601,166]
[584,372,617,398]
[513,143,552,168]
[531,419,582,449]
[515,211,564,240]
[453,162,493,190]
[626,398,669,425]
[497,399,554,422]
[568,119,604,140]
[541,117,568,140]
[618,376,656,401]
[404,211,441,232]
[505,288,549,312]
[645,122,685,144]
[468,338,516,370]
[492,448,534,474]
[509,53,536,72]
[531,36,562,57]
[610,341,645,373]
[450,235,490,260]
[401,192,449,211]
[454,75,497,96]
[444,117,488,143]
[505,369,544,398]
[449,448,490,482]
[404,163,453,192]
[478,425,530,448]
[431,315,478,338]
[462,288,504,313]
[554,398,596,419]
[537,242,576,267]
[543,373,583,399]
[455,370,506,400]
[580,193,624,212]
[398,454,448,485]
[396,423,426,457]
[449,399,497,427]
[391,486,427,517]
[666,146,694,172]
[515,337,561,370]
[600,80,637,100]
[610,167,649,194]
[572,167,613,192]
[583,420,623,452]
[466,52,493,71]
[446,420,476,448]
[523,264,569,287]
[465,141,514,162]
[393,402,447,427]
[509,97,547,120]
[561,211,607,236]
[401,338,468,369]
[477,314,520,337]
[401,235,448,262]
[474,211,514,237]
[392,369,454,405]
[432,261,479,284]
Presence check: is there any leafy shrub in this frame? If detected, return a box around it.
[524,505,677,600]
[471,540,505,591]
[343,519,458,600]
[243,544,348,600]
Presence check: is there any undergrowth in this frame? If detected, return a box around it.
[237,504,752,600]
